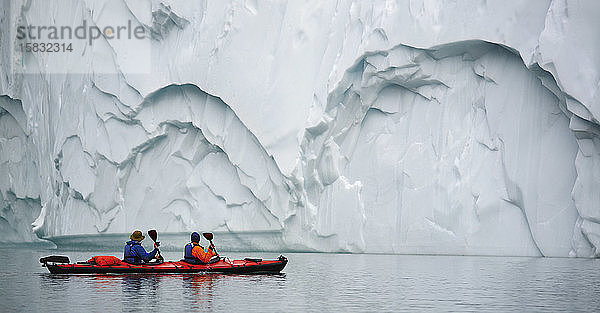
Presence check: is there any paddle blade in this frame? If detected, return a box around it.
[148,229,158,242]
[202,232,213,241]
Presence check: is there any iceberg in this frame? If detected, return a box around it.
[1,0,599,257]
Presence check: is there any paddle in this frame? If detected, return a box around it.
[202,232,219,256]
[148,229,163,261]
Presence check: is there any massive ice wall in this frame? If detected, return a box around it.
[1,0,599,256]
[0,96,42,242]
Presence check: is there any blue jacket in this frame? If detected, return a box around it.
[123,240,158,264]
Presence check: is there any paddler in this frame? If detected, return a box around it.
[182,232,217,264]
[123,230,159,264]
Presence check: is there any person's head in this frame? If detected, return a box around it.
[130,230,144,242]
[191,232,200,243]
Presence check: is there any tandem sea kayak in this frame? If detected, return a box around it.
[40,255,288,274]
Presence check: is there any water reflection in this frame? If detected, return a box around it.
[11,250,600,312]
[182,274,216,310]
[121,274,161,293]
[39,273,72,289]
[121,275,162,309]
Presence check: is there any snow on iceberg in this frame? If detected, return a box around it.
[1,0,599,257]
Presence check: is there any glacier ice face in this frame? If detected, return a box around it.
[0,96,42,242]
[300,42,579,256]
[1,0,599,257]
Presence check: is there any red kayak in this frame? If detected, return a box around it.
[40,255,288,274]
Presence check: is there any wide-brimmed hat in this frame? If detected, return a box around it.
[130,230,145,241]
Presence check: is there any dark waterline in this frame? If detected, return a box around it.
[1,247,599,312]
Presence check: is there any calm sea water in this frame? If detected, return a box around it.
[0,247,599,312]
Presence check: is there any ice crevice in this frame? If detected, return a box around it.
[498,137,543,257]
